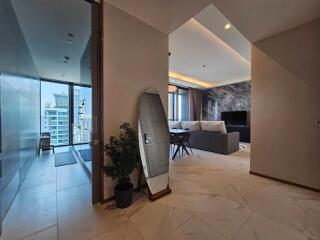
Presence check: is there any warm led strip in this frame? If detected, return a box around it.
[169,71,213,88]
[214,77,250,87]
[169,71,250,89]
[169,19,250,89]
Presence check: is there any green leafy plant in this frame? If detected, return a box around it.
[103,123,140,185]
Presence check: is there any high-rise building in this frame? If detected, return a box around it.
[73,88,91,144]
[42,93,69,145]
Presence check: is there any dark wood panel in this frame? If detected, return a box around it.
[91,1,103,204]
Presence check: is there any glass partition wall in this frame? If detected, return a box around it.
[41,80,92,146]
[73,86,92,144]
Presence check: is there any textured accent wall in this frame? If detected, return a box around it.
[202,81,251,124]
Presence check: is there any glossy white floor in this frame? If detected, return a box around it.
[2,145,320,240]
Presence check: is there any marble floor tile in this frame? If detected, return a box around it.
[92,220,144,240]
[2,145,320,240]
[57,183,127,240]
[1,183,57,240]
[1,148,91,240]
[166,217,226,240]
[56,162,90,190]
[293,192,320,214]
[243,182,306,232]
[234,213,308,240]
[22,226,57,240]
[130,200,192,240]
[304,209,320,240]
[21,154,56,190]
[182,195,252,239]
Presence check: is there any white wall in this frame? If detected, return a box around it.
[103,2,168,199]
[251,19,320,190]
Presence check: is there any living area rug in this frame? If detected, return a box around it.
[54,151,77,167]
[78,149,92,162]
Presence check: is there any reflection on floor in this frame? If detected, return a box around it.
[2,145,320,240]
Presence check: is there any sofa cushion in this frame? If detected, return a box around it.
[181,121,201,131]
[168,121,182,129]
[200,121,227,134]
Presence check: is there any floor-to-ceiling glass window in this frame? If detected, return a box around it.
[177,88,189,120]
[73,86,92,144]
[41,81,70,146]
[168,92,175,121]
[168,85,189,121]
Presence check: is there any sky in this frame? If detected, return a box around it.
[41,81,92,114]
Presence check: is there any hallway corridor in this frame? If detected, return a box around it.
[1,147,92,240]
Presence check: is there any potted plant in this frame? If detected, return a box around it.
[103,123,140,208]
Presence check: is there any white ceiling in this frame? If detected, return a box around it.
[108,0,320,88]
[194,5,251,62]
[104,0,211,34]
[211,0,320,43]
[104,0,320,41]
[169,4,251,88]
[11,0,91,84]
[10,0,320,87]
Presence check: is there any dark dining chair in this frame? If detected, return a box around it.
[183,132,193,154]
[170,133,180,157]
[38,132,55,155]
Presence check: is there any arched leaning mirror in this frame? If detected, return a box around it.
[138,88,171,200]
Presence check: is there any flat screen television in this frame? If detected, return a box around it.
[221,111,247,126]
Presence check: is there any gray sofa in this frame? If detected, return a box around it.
[169,120,239,155]
[189,130,239,155]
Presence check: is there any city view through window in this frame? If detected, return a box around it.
[168,87,189,121]
[41,81,92,146]
[73,86,92,144]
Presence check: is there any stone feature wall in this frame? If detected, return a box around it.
[202,81,251,125]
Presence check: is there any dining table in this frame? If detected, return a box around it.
[169,128,190,160]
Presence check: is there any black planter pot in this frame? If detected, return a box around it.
[114,182,133,209]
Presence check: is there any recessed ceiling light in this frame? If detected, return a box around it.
[66,40,73,44]
[225,23,231,29]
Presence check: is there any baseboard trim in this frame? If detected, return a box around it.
[149,187,172,201]
[101,196,115,204]
[249,171,320,193]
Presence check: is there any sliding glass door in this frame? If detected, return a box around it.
[41,81,70,146]
[73,86,92,144]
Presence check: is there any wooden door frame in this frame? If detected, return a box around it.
[91,0,103,204]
